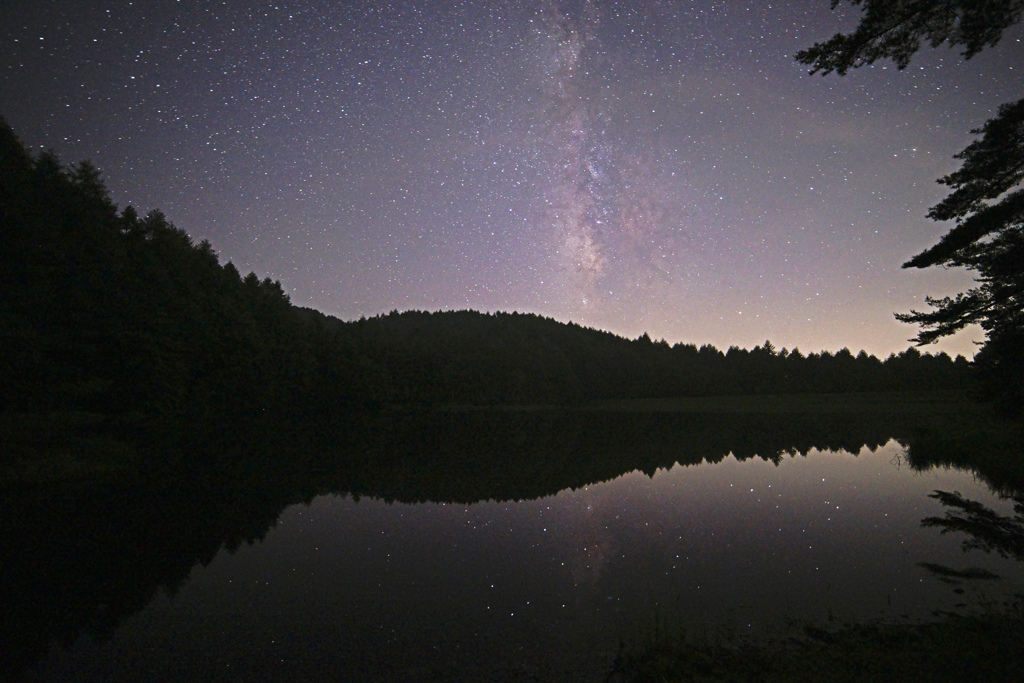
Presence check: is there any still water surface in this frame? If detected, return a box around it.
[37,440,1022,681]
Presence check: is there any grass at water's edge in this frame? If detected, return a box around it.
[589,391,978,414]
[609,604,1024,683]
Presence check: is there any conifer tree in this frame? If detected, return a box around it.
[798,1,1024,413]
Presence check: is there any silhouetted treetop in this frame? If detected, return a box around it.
[921,98,1024,226]
[801,3,1024,414]
[796,0,1024,76]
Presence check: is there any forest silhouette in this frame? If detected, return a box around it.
[0,116,972,440]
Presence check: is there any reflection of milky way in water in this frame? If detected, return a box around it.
[560,486,619,586]
[529,1,683,310]
[33,442,1024,682]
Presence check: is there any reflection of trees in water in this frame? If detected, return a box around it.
[922,490,1024,562]
[916,490,1024,598]
[0,408,1011,679]
[339,409,909,504]
[901,413,1024,498]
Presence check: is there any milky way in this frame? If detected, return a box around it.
[3,1,1022,356]
[528,2,671,315]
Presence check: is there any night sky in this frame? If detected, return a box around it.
[3,1,1021,358]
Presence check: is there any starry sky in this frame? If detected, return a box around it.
[2,1,1021,358]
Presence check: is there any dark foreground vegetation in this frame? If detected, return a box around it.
[611,605,1024,683]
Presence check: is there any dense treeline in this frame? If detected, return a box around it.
[0,118,382,424]
[0,118,971,428]
[353,310,969,405]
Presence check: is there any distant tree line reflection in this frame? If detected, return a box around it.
[4,405,1020,679]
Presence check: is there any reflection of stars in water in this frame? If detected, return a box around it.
[558,487,620,586]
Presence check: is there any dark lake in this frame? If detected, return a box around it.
[7,405,1023,681]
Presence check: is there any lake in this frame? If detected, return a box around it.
[9,405,1024,681]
